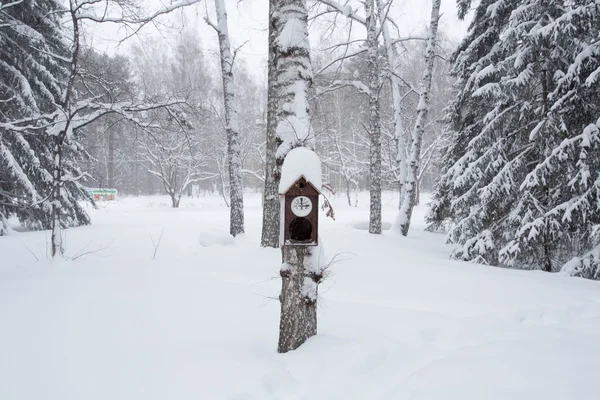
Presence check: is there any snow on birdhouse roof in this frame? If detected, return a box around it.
[278,147,322,194]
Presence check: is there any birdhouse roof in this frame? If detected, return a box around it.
[278,147,322,194]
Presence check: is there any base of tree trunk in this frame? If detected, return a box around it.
[278,246,318,353]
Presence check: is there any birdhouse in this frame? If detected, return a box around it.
[280,176,320,246]
[278,148,322,247]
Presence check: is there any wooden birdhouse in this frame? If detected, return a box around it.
[278,148,322,247]
[280,176,320,246]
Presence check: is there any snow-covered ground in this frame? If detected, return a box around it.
[1,192,599,400]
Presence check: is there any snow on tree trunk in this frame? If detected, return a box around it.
[366,0,382,235]
[346,179,352,206]
[50,6,82,258]
[50,137,65,258]
[107,123,115,188]
[213,0,244,237]
[278,246,320,353]
[415,178,420,206]
[171,192,181,208]
[376,0,406,210]
[261,0,281,248]
[271,0,320,353]
[0,212,8,236]
[398,0,440,236]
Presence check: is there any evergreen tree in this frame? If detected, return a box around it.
[428,0,600,278]
[428,0,519,264]
[0,0,90,235]
[504,0,600,277]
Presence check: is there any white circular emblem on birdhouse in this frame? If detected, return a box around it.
[291,196,313,217]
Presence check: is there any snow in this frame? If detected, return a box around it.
[301,277,318,302]
[278,147,322,193]
[0,140,39,200]
[276,17,310,52]
[2,192,600,399]
[275,81,313,160]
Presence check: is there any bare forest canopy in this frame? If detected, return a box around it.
[76,5,458,201]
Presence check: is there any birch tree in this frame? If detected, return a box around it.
[365,0,382,234]
[260,0,280,247]
[397,0,441,236]
[272,0,323,353]
[376,0,407,210]
[311,0,384,233]
[207,0,245,236]
[313,0,428,233]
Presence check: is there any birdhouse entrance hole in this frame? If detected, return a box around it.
[289,217,312,242]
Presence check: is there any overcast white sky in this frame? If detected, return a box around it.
[83,0,471,80]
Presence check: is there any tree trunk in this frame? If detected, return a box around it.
[261,0,281,248]
[346,179,352,206]
[415,178,420,206]
[50,5,81,258]
[0,212,8,236]
[541,66,552,273]
[171,193,180,208]
[218,167,230,207]
[366,0,382,234]
[107,125,115,188]
[398,0,440,236]
[50,136,65,257]
[278,246,318,353]
[376,0,406,212]
[272,0,319,353]
[213,0,244,237]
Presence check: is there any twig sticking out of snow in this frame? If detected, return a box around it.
[69,239,115,261]
[150,227,165,260]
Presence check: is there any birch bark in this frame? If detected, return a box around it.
[398,0,441,236]
[278,246,319,352]
[366,0,382,234]
[261,0,281,247]
[376,0,407,209]
[272,0,321,353]
[213,0,244,236]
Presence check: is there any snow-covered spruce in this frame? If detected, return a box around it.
[0,0,90,237]
[428,0,600,278]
